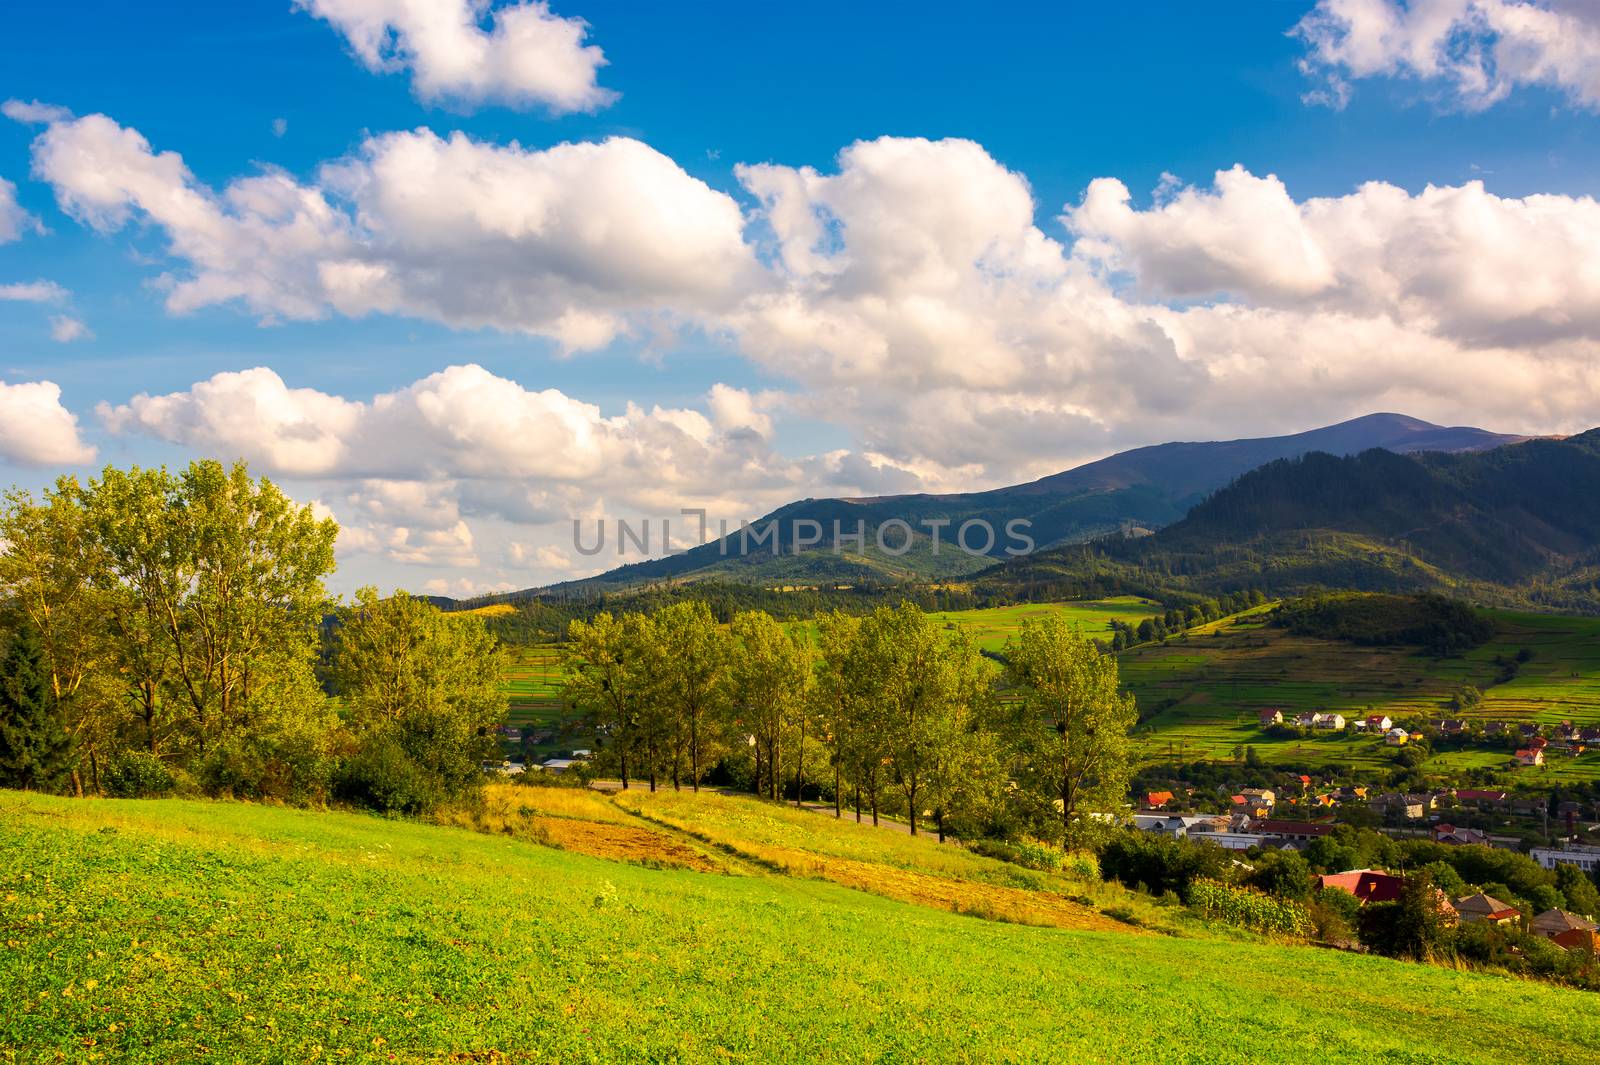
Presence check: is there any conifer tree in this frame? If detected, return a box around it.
[0,625,76,791]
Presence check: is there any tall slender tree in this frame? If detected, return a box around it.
[653,600,731,791]
[1005,613,1137,848]
[731,610,812,800]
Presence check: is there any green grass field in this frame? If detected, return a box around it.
[4,790,1597,1063]
[925,596,1163,652]
[1119,607,1600,778]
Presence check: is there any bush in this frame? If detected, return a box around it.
[335,735,447,815]
[1309,886,1362,943]
[1098,831,1229,899]
[968,837,1064,872]
[100,750,177,798]
[199,722,335,806]
[1356,873,1456,961]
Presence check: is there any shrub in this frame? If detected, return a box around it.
[335,735,447,815]
[100,750,177,798]
[1309,886,1362,943]
[1098,830,1229,899]
[1189,879,1311,936]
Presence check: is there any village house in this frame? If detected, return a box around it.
[1250,819,1336,843]
[1258,708,1283,727]
[1313,712,1346,731]
[1514,748,1545,767]
[1553,928,1600,954]
[1431,718,1467,735]
[1316,869,1404,905]
[1143,790,1175,810]
[1453,892,1520,925]
[1365,713,1393,732]
[1240,787,1276,808]
[1294,711,1318,729]
[1531,908,1599,940]
[1454,789,1508,808]
[1385,727,1409,747]
[1432,825,1492,847]
[1371,793,1425,820]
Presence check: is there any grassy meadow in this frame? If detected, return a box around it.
[6,788,1600,1063]
[1119,607,1600,778]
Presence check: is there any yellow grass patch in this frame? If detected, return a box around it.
[751,844,1130,931]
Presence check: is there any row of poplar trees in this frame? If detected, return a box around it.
[566,601,1138,845]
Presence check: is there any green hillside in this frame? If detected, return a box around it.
[1120,604,1600,779]
[4,790,1597,1064]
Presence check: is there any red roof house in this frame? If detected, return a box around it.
[1316,869,1404,905]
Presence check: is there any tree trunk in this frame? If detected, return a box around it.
[649,771,657,793]
[854,783,861,823]
[937,809,946,843]
[908,784,917,836]
[794,726,805,810]
[620,746,629,791]
[834,762,842,818]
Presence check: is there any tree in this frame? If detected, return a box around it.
[565,611,658,789]
[730,610,812,801]
[331,589,507,808]
[0,625,76,791]
[1006,614,1138,847]
[854,603,987,836]
[652,601,731,791]
[813,611,863,819]
[1556,863,1600,919]
[0,479,106,793]
[159,462,337,755]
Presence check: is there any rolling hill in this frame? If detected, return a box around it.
[5,788,1597,1063]
[521,413,1524,596]
[996,429,1600,608]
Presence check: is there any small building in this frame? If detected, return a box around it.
[1313,712,1346,731]
[1514,748,1545,767]
[1258,708,1283,727]
[1531,908,1599,939]
[1385,727,1409,747]
[541,757,580,773]
[1455,789,1508,807]
[1317,869,1404,906]
[1240,787,1276,808]
[1553,928,1600,955]
[1143,790,1175,810]
[1251,819,1336,842]
[1294,711,1318,729]
[1366,714,1394,731]
[1531,846,1600,874]
[1453,892,1520,925]
[1433,825,1491,847]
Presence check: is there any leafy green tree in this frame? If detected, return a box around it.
[813,610,864,818]
[161,462,337,754]
[652,600,731,791]
[730,610,812,802]
[1555,863,1600,918]
[1006,614,1138,847]
[565,611,658,789]
[852,603,988,836]
[332,589,507,809]
[1246,849,1314,900]
[0,625,76,791]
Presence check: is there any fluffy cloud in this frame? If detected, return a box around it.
[48,315,92,342]
[0,380,96,466]
[96,364,828,516]
[0,176,39,243]
[0,280,67,302]
[13,107,755,348]
[294,0,614,113]
[1068,165,1600,347]
[1294,0,1600,110]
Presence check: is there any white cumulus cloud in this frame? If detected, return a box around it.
[0,380,97,466]
[1294,0,1600,111]
[0,176,40,243]
[294,0,615,113]
[13,107,755,349]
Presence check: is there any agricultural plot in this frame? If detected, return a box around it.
[924,596,1163,652]
[1119,608,1600,778]
[501,645,570,754]
[4,790,1596,1064]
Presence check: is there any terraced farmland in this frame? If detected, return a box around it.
[1120,607,1600,779]
[502,645,569,755]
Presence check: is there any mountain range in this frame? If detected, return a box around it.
[527,413,1528,595]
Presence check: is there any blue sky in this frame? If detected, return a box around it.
[2,0,1599,595]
